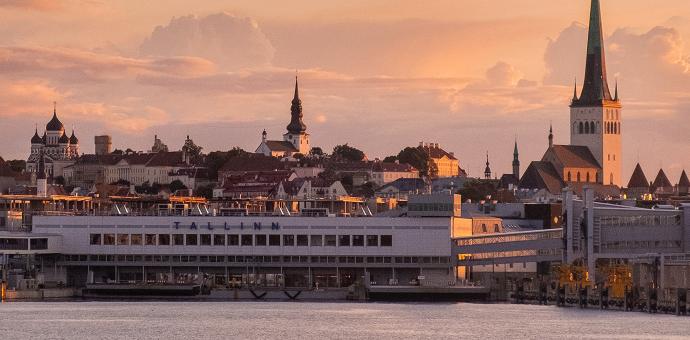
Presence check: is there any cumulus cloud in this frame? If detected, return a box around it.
[543,22,587,86]
[140,13,275,71]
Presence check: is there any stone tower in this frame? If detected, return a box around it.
[570,0,622,186]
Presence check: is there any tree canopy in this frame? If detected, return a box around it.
[332,144,365,162]
[396,147,438,178]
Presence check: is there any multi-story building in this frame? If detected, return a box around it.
[419,142,460,178]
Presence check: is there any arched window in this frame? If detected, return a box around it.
[614,123,618,134]
[617,122,621,134]
[610,173,614,185]
[578,122,584,134]
[590,121,596,134]
[584,122,590,134]
[586,172,591,182]
[573,123,578,134]
[567,171,572,182]
[577,172,581,182]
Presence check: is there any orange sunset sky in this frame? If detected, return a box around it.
[0,0,689,181]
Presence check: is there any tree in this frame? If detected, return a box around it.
[382,156,397,163]
[204,148,248,180]
[194,184,215,199]
[6,160,26,173]
[111,179,130,186]
[357,181,378,198]
[332,144,365,162]
[309,147,325,157]
[397,147,438,178]
[182,136,204,164]
[112,149,124,155]
[169,180,187,194]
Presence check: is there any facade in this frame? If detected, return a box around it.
[256,77,310,158]
[569,0,622,186]
[30,214,455,288]
[94,135,112,155]
[419,143,460,178]
[103,151,192,186]
[276,177,348,200]
[26,106,80,178]
[331,161,419,187]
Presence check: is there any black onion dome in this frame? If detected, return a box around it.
[58,132,70,144]
[46,111,65,132]
[31,129,43,144]
[69,130,79,144]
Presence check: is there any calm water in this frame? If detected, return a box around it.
[1,301,689,339]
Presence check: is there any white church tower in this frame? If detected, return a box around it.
[283,76,310,155]
[569,0,622,186]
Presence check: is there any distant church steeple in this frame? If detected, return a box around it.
[548,123,553,148]
[484,152,492,180]
[286,75,307,134]
[512,140,520,177]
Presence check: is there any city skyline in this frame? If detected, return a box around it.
[0,0,689,180]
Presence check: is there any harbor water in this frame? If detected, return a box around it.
[1,301,690,339]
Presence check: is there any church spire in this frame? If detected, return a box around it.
[573,0,613,106]
[572,78,578,102]
[614,79,619,101]
[512,139,520,177]
[548,123,554,148]
[286,75,307,134]
[484,152,492,180]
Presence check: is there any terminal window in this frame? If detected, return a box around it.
[241,234,253,246]
[90,234,102,245]
[352,235,364,247]
[159,234,170,246]
[367,235,378,247]
[130,234,142,245]
[296,235,308,246]
[117,234,129,246]
[103,234,115,245]
[338,235,351,247]
[214,234,225,246]
[325,235,336,246]
[200,234,212,246]
[145,234,157,246]
[255,234,267,246]
[173,234,184,246]
[186,234,198,246]
[380,235,392,247]
[310,235,323,246]
[283,235,295,246]
[228,234,239,246]
[269,234,281,246]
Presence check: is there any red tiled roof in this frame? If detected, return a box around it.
[220,154,286,173]
[546,145,600,169]
[518,161,565,194]
[147,151,185,167]
[265,140,298,152]
[420,145,457,160]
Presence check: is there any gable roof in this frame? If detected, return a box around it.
[545,145,601,169]
[265,140,298,153]
[518,161,565,195]
[627,163,649,189]
[498,174,519,189]
[679,170,689,188]
[147,151,185,167]
[651,169,673,191]
[220,153,286,173]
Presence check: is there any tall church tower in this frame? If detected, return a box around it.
[283,76,310,155]
[570,0,622,186]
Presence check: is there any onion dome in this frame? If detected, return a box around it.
[31,129,43,144]
[58,131,70,144]
[69,130,79,144]
[41,131,47,144]
[46,106,65,132]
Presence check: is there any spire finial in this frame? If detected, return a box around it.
[573,77,578,101]
[614,78,619,101]
[53,101,57,115]
[548,122,554,148]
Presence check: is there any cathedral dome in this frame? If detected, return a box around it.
[31,129,43,144]
[69,130,79,144]
[58,132,70,144]
[46,111,65,132]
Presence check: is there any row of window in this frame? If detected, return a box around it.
[597,215,681,227]
[572,121,621,135]
[90,233,393,247]
[601,240,682,250]
[62,254,450,264]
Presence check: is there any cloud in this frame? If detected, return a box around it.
[0,0,62,11]
[543,22,587,86]
[0,80,63,117]
[140,13,275,71]
[0,46,216,82]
